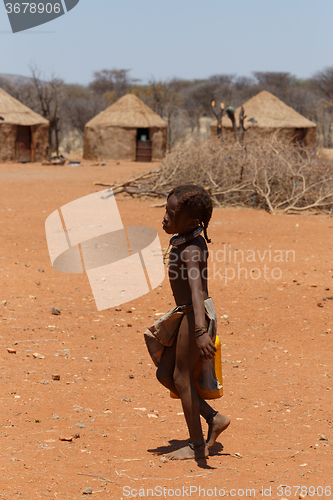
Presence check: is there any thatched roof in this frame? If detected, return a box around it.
[212,90,316,129]
[0,87,49,126]
[86,94,167,129]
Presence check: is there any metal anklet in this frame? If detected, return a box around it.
[188,440,206,450]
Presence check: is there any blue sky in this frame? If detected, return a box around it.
[0,0,332,85]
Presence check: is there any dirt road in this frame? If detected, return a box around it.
[0,160,332,498]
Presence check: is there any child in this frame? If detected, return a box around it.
[144,184,230,460]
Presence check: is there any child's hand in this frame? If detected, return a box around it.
[196,333,216,360]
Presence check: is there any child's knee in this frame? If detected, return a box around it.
[173,370,190,393]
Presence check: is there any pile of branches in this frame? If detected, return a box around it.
[95,138,333,214]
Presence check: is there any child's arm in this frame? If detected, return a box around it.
[183,246,216,360]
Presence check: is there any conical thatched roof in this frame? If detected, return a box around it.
[86,94,167,129]
[215,90,316,129]
[0,87,49,126]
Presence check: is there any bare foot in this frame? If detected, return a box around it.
[206,413,230,449]
[164,443,208,461]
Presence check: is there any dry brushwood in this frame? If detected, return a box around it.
[95,138,333,214]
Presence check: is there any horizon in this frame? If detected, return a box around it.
[0,69,322,88]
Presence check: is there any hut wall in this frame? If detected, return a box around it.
[0,123,49,162]
[0,124,17,162]
[268,127,317,146]
[150,127,167,160]
[84,126,137,161]
[303,127,317,147]
[211,125,317,146]
[33,124,49,161]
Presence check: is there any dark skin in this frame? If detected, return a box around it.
[157,194,230,460]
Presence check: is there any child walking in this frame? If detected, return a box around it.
[144,184,230,460]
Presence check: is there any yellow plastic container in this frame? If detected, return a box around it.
[170,334,223,400]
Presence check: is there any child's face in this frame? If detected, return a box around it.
[162,194,198,235]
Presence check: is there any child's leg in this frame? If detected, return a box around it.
[157,342,217,420]
[163,312,207,460]
[157,325,230,451]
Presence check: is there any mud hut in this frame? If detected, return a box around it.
[84,94,167,162]
[211,90,317,146]
[0,87,49,162]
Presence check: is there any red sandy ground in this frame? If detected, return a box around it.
[0,160,332,499]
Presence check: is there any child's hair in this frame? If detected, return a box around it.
[167,184,213,243]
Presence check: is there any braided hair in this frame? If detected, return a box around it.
[167,184,213,243]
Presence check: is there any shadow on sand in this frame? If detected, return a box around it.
[148,439,230,469]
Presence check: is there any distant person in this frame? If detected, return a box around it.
[144,185,230,460]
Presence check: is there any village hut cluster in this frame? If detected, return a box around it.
[0,86,318,163]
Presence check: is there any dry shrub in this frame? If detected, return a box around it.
[105,138,333,214]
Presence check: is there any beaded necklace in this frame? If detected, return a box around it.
[163,225,204,267]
